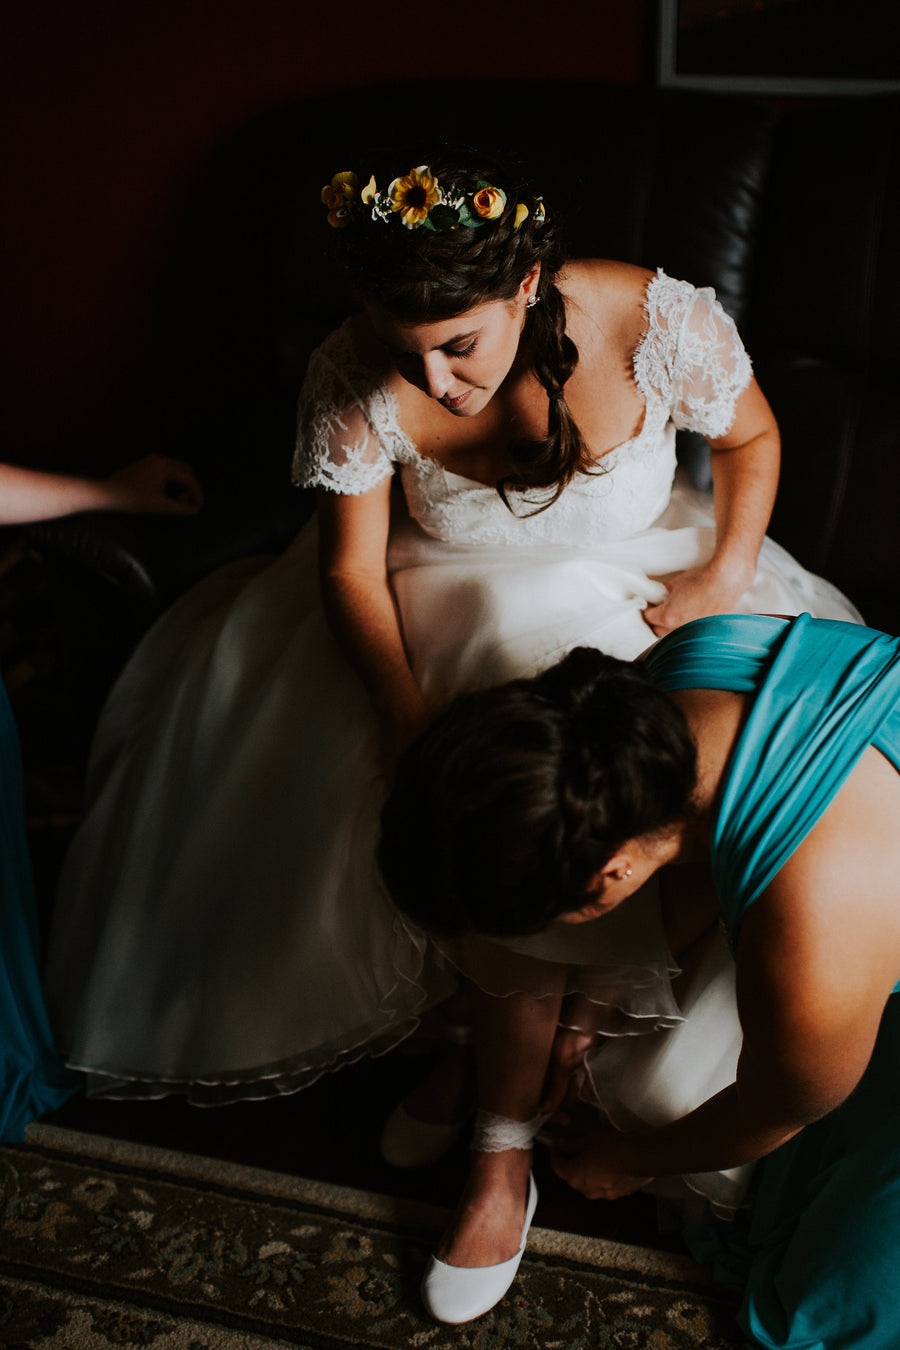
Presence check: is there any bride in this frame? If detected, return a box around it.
[45,151,860,1320]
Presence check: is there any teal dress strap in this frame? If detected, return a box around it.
[643,612,791,695]
[645,613,900,941]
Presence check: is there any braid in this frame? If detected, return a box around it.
[499,277,595,512]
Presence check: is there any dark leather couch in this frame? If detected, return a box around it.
[24,80,900,683]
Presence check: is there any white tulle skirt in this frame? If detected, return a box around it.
[45,479,860,1209]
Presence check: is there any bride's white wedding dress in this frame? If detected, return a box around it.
[45,272,858,1210]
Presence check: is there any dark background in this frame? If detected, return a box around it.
[1,1,649,467]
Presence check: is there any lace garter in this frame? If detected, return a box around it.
[472,1108,549,1152]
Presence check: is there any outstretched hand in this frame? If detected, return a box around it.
[550,1123,653,1201]
[103,454,204,516]
[643,560,751,637]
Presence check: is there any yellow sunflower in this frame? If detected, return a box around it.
[388,165,441,229]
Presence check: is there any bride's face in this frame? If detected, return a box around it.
[366,275,539,418]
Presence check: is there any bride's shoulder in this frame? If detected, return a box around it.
[559,259,655,358]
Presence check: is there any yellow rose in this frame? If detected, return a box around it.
[320,172,358,228]
[388,165,442,228]
[514,202,529,229]
[472,185,506,220]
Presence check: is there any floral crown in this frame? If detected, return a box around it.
[321,164,545,233]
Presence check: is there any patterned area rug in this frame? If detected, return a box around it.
[0,1124,742,1349]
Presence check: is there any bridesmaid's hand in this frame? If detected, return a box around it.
[643,558,752,637]
[102,454,204,516]
[551,1125,653,1200]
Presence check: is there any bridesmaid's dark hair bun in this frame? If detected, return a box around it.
[378,647,697,938]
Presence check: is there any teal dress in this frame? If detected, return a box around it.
[645,613,900,1350]
[0,678,79,1139]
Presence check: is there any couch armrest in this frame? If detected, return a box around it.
[21,478,315,620]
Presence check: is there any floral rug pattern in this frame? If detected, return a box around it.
[0,1125,741,1349]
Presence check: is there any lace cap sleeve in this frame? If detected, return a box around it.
[292,325,396,496]
[636,273,753,440]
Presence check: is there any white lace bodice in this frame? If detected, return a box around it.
[293,272,752,550]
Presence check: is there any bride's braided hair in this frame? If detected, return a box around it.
[333,152,593,512]
[378,648,698,939]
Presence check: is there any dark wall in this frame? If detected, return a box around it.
[1,1,649,462]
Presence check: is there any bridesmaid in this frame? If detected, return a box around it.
[381,613,900,1347]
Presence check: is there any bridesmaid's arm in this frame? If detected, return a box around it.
[551,880,891,1197]
[317,481,429,761]
[0,455,203,523]
[551,1082,801,1200]
[550,1014,870,1201]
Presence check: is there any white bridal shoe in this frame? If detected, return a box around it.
[420,1172,539,1324]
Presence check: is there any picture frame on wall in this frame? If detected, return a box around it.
[657,0,900,96]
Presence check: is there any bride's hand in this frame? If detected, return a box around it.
[642,558,753,637]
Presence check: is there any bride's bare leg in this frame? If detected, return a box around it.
[391,986,474,1126]
[436,985,562,1267]
[400,1041,474,1124]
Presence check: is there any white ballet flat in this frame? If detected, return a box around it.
[379,1102,467,1169]
[420,1172,538,1324]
